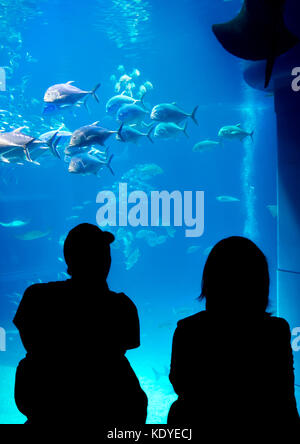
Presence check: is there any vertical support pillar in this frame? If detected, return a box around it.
[275,85,300,388]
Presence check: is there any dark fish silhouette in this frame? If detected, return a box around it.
[68,122,117,150]
[212,0,299,88]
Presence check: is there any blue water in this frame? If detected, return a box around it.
[0,0,281,424]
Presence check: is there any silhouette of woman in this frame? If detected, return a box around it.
[168,236,299,434]
[14,223,147,424]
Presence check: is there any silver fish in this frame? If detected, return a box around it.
[193,140,221,152]
[0,127,60,161]
[44,81,100,108]
[151,103,198,125]
[218,124,254,141]
[68,121,117,150]
[117,123,154,144]
[117,103,148,124]
[154,122,188,139]
[68,152,114,176]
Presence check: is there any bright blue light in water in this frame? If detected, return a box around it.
[0,0,279,424]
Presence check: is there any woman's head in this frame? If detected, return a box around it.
[63,223,115,279]
[200,236,270,315]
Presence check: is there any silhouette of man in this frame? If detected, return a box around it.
[168,237,299,436]
[13,223,147,425]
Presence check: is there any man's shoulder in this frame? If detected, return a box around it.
[108,290,138,314]
[24,280,69,296]
[177,311,206,328]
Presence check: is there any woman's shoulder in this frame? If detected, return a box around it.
[23,280,68,296]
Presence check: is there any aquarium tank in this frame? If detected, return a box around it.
[0,0,299,425]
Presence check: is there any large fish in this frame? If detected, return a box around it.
[117,103,148,125]
[212,0,299,88]
[44,81,100,108]
[106,93,144,116]
[68,152,114,176]
[1,145,48,164]
[68,122,117,151]
[193,140,221,152]
[0,127,60,161]
[218,124,253,141]
[153,122,188,139]
[117,123,154,144]
[151,103,198,125]
[15,230,51,241]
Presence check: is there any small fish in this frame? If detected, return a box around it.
[5,329,19,335]
[119,74,132,84]
[117,65,125,74]
[66,215,79,220]
[267,204,278,218]
[68,152,114,176]
[15,230,51,240]
[154,121,188,139]
[117,103,148,125]
[0,219,28,228]
[172,307,193,317]
[58,234,67,246]
[8,292,22,302]
[139,85,147,97]
[158,321,173,329]
[193,140,221,152]
[216,195,240,203]
[151,103,198,125]
[68,122,117,150]
[143,81,153,91]
[203,246,213,256]
[125,247,140,270]
[136,230,167,247]
[117,123,154,144]
[165,226,176,238]
[130,68,141,78]
[187,245,201,254]
[44,81,100,108]
[218,124,254,141]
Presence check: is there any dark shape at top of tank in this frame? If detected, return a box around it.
[212,0,299,88]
